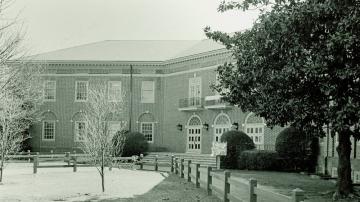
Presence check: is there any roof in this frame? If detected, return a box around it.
[30,40,226,62]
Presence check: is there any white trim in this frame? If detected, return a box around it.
[213,112,232,127]
[186,114,203,127]
[43,80,56,102]
[42,120,56,141]
[74,121,86,142]
[141,81,155,103]
[107,81,122,102]
[40,65,218,78]
[140,122,154,143]
[75,81,89,102]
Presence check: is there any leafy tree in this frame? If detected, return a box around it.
[205,0,359,198]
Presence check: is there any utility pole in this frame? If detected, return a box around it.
[129,65,133,132]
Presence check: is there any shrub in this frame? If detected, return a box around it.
[238,150,280,170]
[220,130,255,169]
[275,127,307,159]
[275,127,320,171]
[114,131,149,157]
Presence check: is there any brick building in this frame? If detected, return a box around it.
[28,40,283,153]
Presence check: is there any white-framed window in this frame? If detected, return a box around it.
[108,81,122,102]
[75,81,88,101]
[108,121,121,136]
[44,80,56,101]
[141,81,155,103]
[42,121,55,141]
[74,121,86,142]
[189,77,202,106]
[140,122,154,143]
[246,125,264,145]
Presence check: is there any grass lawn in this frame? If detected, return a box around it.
[106,173,221,202]
[227,169,360,202]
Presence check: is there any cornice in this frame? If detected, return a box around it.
[28,48,232,68]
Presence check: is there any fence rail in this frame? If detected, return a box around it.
[167,155,305,202]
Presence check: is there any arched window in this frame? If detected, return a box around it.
[188,116,202,126]
[138,113,155,143]
[244,113,265,147]
[213,113,231,142]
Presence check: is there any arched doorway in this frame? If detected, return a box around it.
[186,115,202,153]
[213,113,231,143]
[244,112,265,149]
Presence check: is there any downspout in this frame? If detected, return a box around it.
[129,65,133,132]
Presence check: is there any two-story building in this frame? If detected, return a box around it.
[28,39,283,153]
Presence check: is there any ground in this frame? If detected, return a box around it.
[0,163,165,201]
[0,163,220,202]
[108,174,221,202]
[227,170,360,202]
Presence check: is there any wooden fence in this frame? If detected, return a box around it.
[166,156,305,202]
[32,152,138,174]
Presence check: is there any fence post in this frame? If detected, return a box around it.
[139,154,144,170]
[187,160,192,182]
[216,155,221,169]
[224,171,230,202]
[171,155,174,173]
[195,163,200,188]
[175,158,179,174]
[292,188,304,202]
[155,155,158,171]
[65,152,70,166]
[109,155,113,171]
[180,158,184,178]
[207,166,212,195]
[73,155,77,172]
[33,153,38,174]
[27,150,31,162]
[249,178,257,202]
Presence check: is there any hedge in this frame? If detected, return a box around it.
[220,130,255,169]
[238,150,280,170]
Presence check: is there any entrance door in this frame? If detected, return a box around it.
[214,127,229,142]
[213,113,231,143]
[186,115,202,153]
[187,127,201,153]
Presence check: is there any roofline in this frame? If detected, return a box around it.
[24,48,230,65]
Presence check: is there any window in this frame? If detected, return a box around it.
[245,125,264,145]
[141,81,155,103]
[44,80,56,101]
[189,77,202,106]
[75,81,88,101]
[74,121,86,142]
[108,81,122,102]
[108,121,121,136]
[43,121,55,140]
[141,122,154,142]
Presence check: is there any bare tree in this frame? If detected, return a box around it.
[0,0,43,183]
[81,82,127,192]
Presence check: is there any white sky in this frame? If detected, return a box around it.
[5,0,260,54]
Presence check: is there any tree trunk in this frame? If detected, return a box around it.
[0,153,4,183]
[0,166,3,183]
[101,166,104,192]
[335,130,353,198]
[101,152,105,192]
